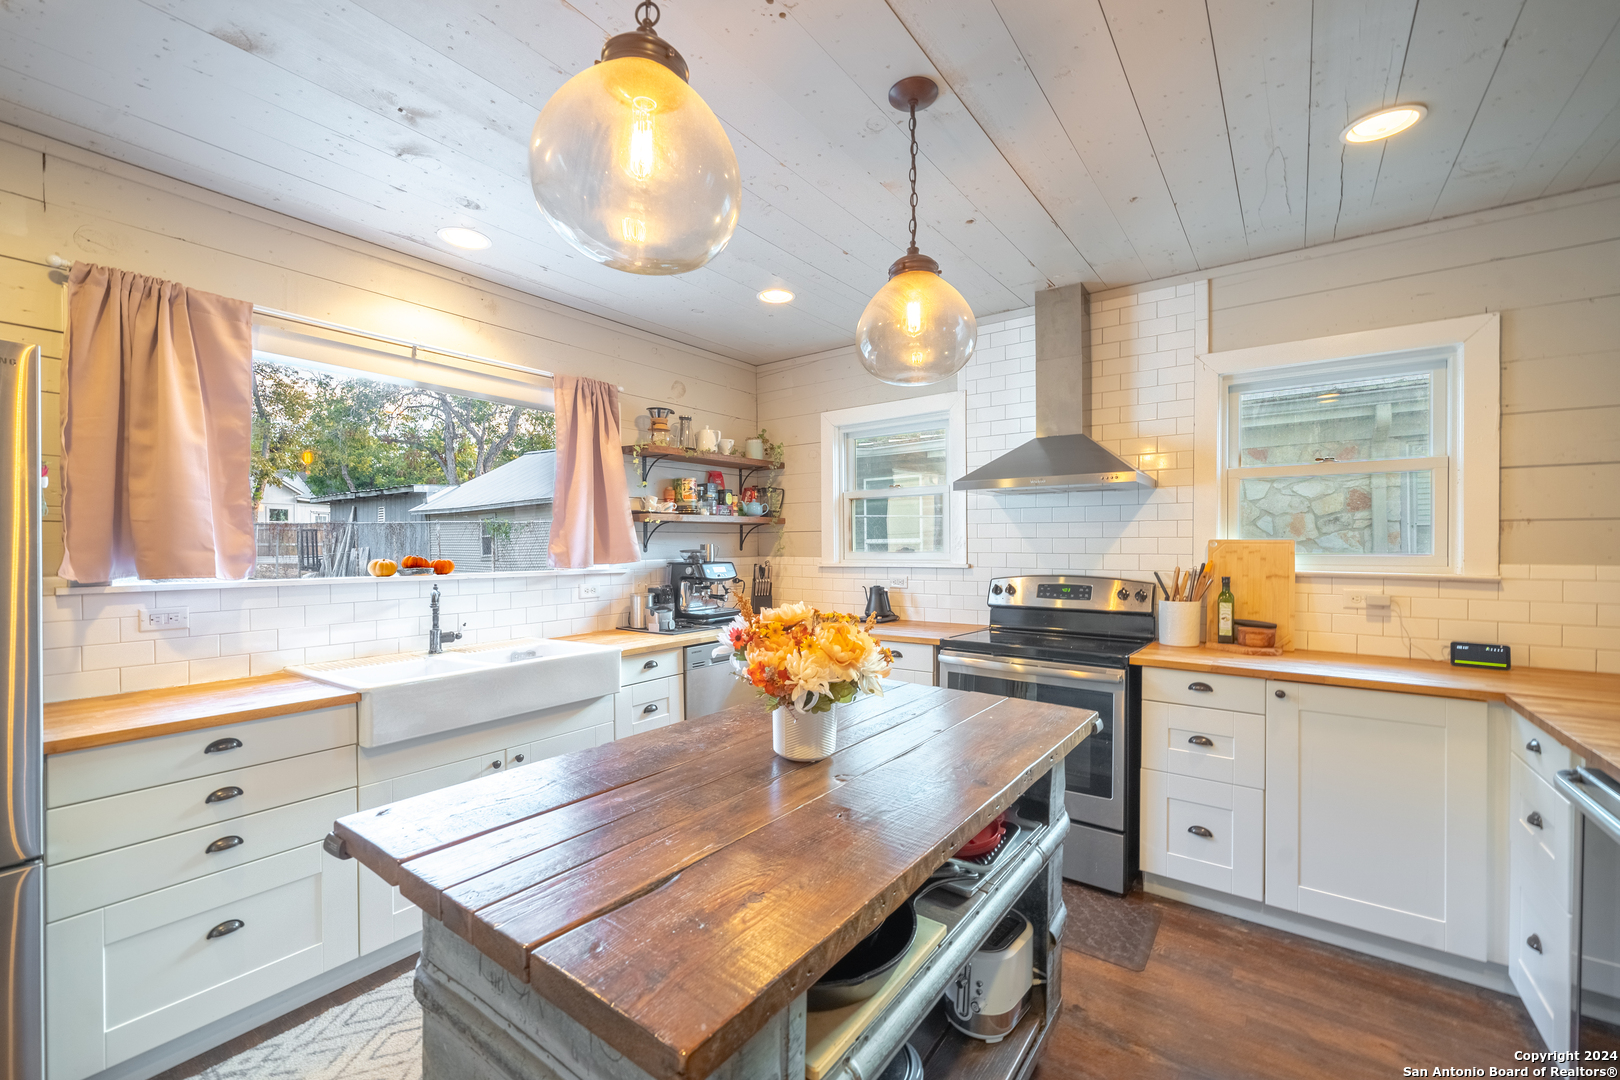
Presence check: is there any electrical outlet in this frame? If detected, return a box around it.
[577,583,600,600]
[1344,591,1367,608]
[887,576,908,590]
[1344,591,1389,611]
[139,608,189,631]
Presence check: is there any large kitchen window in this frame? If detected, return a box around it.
[1195,310,1500,577]
[1226,355,1448,568]
[820,392,966,566]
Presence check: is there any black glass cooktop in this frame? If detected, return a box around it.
[938,626,1149,668]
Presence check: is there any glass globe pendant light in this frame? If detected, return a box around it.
[856,77,977,386]
[528,1,741,275]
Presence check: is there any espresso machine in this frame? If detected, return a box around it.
[669,547,743,627]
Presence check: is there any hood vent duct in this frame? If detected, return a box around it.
[954,282,1156,494]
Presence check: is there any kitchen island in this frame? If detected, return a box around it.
[327,682,1095,1080]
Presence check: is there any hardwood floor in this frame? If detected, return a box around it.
[1036,890,1544,1079]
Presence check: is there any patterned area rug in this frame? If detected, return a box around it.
[1060,880,1163,972]
[195,973,421,1080]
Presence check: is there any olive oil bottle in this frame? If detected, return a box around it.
[1216,576,1235,644]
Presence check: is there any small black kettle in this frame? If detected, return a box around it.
[863,585,899,623]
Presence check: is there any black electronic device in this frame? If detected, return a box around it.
[1450,641,1511,670]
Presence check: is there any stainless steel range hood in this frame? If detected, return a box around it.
[954,283,1157,493]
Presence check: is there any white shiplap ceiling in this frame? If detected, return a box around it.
[1,0,1617,363]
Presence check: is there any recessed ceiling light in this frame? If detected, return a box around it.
[1341,105,1427,144]
[438,226,492,250]
[758,288,794,304]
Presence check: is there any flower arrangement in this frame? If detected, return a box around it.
[719,594,893,713]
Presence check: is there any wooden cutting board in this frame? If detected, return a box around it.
[1204,539,1296,652]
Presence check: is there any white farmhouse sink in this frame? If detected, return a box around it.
[291,637,620,747]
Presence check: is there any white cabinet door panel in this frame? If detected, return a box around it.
[1510,755,1574,914]
[1509,879,1571,1054]
[1266,681,1487,960]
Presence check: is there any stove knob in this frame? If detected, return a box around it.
[991,583,1003,595]
[1116,588,1129,602]
[1004,584,1016,597]
[1134,589,1148,602]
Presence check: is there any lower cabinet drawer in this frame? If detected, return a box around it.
[46,789,357,921]
[621,648,680,687]
[1139,769,1263,901]
[885,668,934,687]
[47,746,356,863]
[1510,754,1573,915]
[886,644,935,675]
[614,674,684,739]
[1508,878,1572,1054]
[1511,709,1575,789]
[45,842,358,1080]
[1141,700,1264,789]
[1142,666,1265,715]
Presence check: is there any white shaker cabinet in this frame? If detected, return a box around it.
[1264,681,1488,960]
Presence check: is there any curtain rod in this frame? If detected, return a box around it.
[45,255,624,392]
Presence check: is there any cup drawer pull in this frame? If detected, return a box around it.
[891,649,904,660]
[204,835,244,854]
[204,737,243,754]
[642,659,659,671]
[642,703,660,714]
[1187,682,1213,693]
[1527,811,1544,830]
[207,919,245,940]
[1526,738,1542,754]
[1187,825,1214,839]
[1527,933,1542,954]
[1187,735,1215,747]
[205,786,243,805]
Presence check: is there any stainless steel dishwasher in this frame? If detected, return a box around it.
[1556,766,1620,1052]
[685,642,758,720]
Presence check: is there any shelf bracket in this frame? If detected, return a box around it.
[739,521,774,547]
[639,518,668,548]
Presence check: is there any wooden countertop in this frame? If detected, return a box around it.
[560,619,984,657]
[42,673,360,756]
[331,683,1091,1080]
[1131,642,1620,774]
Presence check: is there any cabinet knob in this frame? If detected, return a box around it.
[1274,689,1286,699]
[643,659,659,670]
[1526,738,1541,755]
[204,737,243,754]
[1527,811,1544,830]
[642,703,660,714]
[1188,682,1213,693]
[1187,735,1215,747]
[1187,825,1214,839]
[491,760,503,769]
[513,754,525,764]
[205,786,243,804]
[207,919,245,941]
[205,835,244,855]
[1527,933,1542,954]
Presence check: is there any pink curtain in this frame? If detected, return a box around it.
[59,262,255,583]
[549,374,638,569]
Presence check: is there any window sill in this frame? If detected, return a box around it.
[1294,570,1501,582]
[818,562,971,571]
[51,566,632,595]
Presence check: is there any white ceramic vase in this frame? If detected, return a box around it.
[772,699,839,762]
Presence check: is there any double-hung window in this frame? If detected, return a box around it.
[820,392,966,566]
[1226,353,1450,570]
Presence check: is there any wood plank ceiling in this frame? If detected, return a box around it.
[0,0,1616,363]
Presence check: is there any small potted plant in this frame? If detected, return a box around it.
[719,595,893,761]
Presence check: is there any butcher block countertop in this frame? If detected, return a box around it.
[42,673,360,755]
[1132,642,1620,774]
[330,682,1092,1080]
[560,619,984,656]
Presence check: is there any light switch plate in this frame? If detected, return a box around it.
[139,608,189,631]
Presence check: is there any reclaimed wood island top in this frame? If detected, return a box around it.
[330,682,1093,1080]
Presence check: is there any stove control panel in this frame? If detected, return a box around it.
[986,575,1154,613]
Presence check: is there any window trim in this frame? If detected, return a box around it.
[1194,313,1500,578]
[820,391,967,568]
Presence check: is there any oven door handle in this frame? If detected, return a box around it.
[1557,768,1620,846]
[938,652,1126,685]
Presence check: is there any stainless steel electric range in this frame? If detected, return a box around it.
[937,575,1156,895]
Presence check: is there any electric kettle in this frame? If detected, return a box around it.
[863,585,898,623]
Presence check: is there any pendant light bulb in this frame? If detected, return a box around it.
[856,77,976,386]
[528,1,740,275]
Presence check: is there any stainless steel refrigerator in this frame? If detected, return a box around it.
[1,339,44,1079]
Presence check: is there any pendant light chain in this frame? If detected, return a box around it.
[907,99,920,255]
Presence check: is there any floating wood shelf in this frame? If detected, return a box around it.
[623,444,782,488]
[630,511,785,548]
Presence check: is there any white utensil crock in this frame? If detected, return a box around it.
[772,700,838,761]
[1157,599,1204,647]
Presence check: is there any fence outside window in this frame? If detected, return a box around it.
[251,520,553,579]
